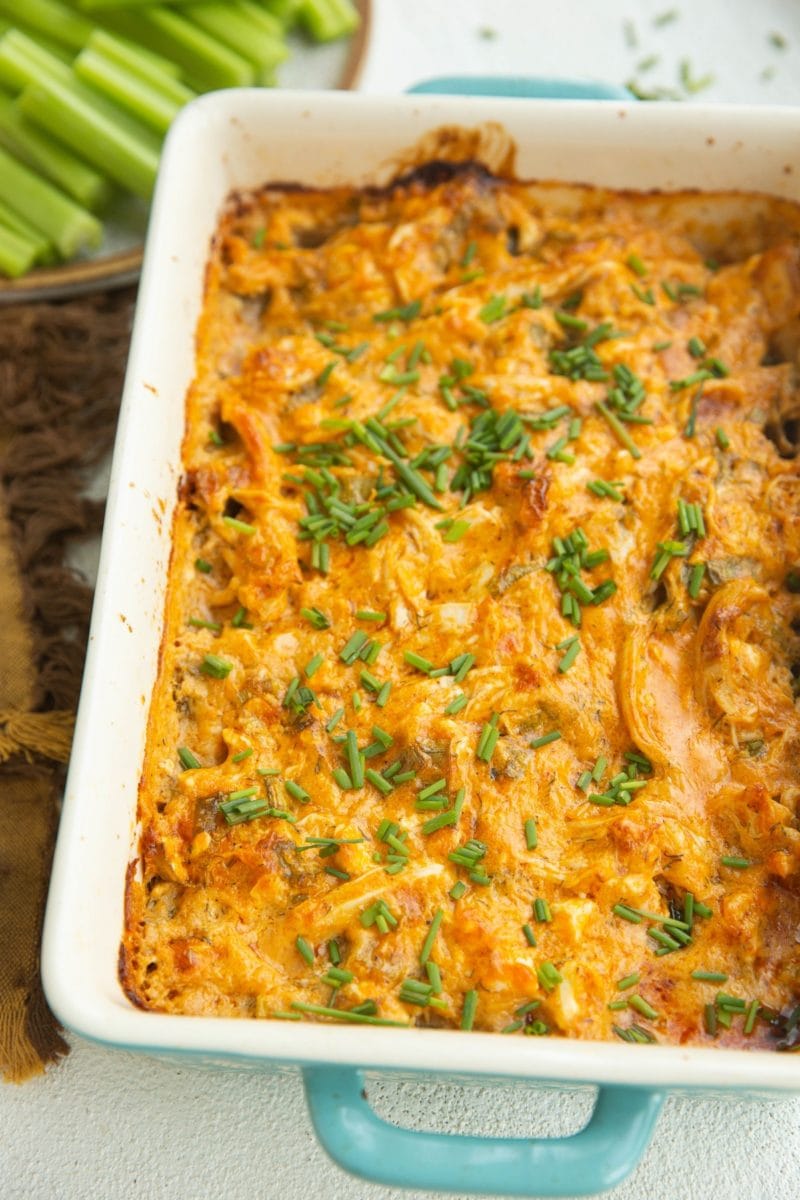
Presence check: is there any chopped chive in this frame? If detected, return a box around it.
[479,294,507,323]
[592,756,608,783]
[627,253,648,277]
[704,1004,718,1035]
[426,961,443,994]
[652,340,672,351]
[284,780,311,804]
[461,989,478,1030]
[188,616,222,632]
[346,730,364,789]
[630,284,655,305]
[647,928,681,950]
[231,748,252,763]
[366,768,392,795]
[300,606,330,630]
[450,880,468,901]
[177,746,201,770]
[421,809,458,835]
[684,893,695,927]
[420,909,444,965]
[595,400,642,459]
[222,515,257,536]
[325,708,345,733]
[693,901,713,919]
[558,638,581,673]
[617,973,640,990]
[322,967,354,988]
[554,310,587,331]
[305,652,324,678]
[715,427,730,450]
[743,1000,760,1035]
[613,904,643,924]
[530,730,561,749]
[373,300,421,323]
[692,971,729,983]
[376,681,392,707]
[418,778,447,801]
[445,693,468,716]
[340,630,368,664]
[628,994,658,1020]
[524,818,538,850]
[290,1002,405,1027]
[404,650,434,673]
[688,562,706,598]
[537,962,563,992]
[452,652,476,683]
[200,653,233,679]
[295,935,315,966]
[720,855,750,869]
[194,557,212,573]
[332,767,353,789]
[443,520,471,543]
[356,609,385,622]
[231,606,252,629]
[461,240,478,267]
[534,898,551,923]
[317,360,337,387]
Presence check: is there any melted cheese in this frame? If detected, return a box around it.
[122,167,800,1049]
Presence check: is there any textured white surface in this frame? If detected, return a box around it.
[2,1039,800,1200]
[7,1,800,1197]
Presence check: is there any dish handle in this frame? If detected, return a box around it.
[303,1067,664,1197]
[406,76,634,100]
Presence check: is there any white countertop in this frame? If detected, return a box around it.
[5,2,800,1197]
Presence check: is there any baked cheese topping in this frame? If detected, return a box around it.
[122,166,800,1049]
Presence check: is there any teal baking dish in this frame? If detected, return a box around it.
[42,88,800,1197]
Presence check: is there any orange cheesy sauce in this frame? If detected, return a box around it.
[123,165,800,1050]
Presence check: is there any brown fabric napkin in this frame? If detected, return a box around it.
[0,289,136,1081]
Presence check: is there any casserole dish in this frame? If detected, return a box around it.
[43,90,800,1197]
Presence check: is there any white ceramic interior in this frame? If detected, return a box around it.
[42,90,800,1094]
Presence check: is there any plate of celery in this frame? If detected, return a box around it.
[0,0,368,301]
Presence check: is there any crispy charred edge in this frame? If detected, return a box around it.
[224,159,499,221]
[119,861,156,1011]
[224,161,800,220]
[119,483,188,1009]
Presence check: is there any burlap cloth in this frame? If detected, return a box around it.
[0,289,136,1082]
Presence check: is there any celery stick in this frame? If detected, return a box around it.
[298,0,359,41]
[259,0,302,27]
[0,31,163,187]
[78,0,203,7]
[0,0,95,52]
[0,93,111,210]
[0,145,102,258]
[74,47,182,134]
[0,218,39,278]
[234,2,284,38]
[183,3,288,72]
[0,29,73,93]
[86,31,192,101]
[19,78,160,199]
[0,198,55,265]
[92,8,255,91]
